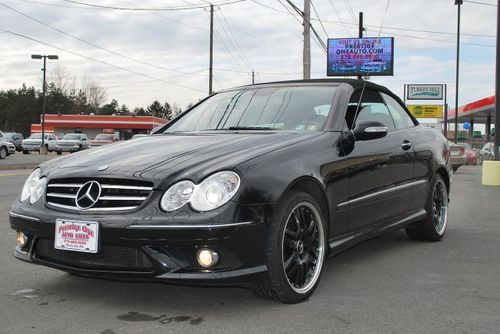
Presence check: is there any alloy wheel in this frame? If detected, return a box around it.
[282,201,325,294]
[432,179,448,235]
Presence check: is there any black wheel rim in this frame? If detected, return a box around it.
[432,179,448,235]
[282,201,325,294]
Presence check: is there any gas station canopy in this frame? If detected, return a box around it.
[448,95,495,123]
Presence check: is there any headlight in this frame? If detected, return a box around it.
[20,169,47,204]
[160,180,195,212]
[160,171,240,212]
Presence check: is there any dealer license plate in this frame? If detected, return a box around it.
[54,219,99,253]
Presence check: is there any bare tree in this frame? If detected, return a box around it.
[49,65,75,93]
[81,76,107,113]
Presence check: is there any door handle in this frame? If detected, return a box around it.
[402,140,412,151]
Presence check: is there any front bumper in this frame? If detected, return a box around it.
[9,203,270,286]
[7,145,15,154]
[55,146,81,152]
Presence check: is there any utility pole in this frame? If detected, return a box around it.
[357,12,364,80]
[303,0,311,80]
[454,0,463,144]
[252,71,255,84]
[209,4,214,95]
[494,0,500,160]
[31,54,58,154]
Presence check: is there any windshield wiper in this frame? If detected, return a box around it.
[227,126,274,130]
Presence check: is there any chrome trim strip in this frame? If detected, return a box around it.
[47,202,138,212]
[9,211,41,222]
[126,221,255,229]
[46,192,76,199]
[101,185,153,191]
[48,183,84,188]
[99,196,147,201]
[337,179,427,208]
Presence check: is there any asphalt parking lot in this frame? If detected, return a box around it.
[0,165,499,334]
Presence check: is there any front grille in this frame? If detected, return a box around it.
[46,177,154,212]
[34,238,155,272]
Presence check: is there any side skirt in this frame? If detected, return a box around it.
[327,208,426,257]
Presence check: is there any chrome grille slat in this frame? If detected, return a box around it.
[99,196,147,201]
[101,185,153,191]
[47,202,139,212]
[48,183,84,188]
[47,193,76,199]
[46,178,153,212]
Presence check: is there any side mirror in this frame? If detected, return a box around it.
[352,120,388,141]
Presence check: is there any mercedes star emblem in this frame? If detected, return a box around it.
[75,181,102,209]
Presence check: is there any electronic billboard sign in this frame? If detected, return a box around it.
[327,37,394,77]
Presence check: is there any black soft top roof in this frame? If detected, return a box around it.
[237,78,392,94]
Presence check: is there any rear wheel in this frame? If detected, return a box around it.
[0,147,7,159]
[253,192,327,303]
[406,174,448,241]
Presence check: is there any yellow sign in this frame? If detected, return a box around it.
[407,104,444,118]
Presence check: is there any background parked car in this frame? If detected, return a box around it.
[2,132,24,152]
[55,133,90,154]
[21,133,58,154]
[89,133,118,147]
[459,142,479,165]
[449,141,467,172]
[0,135,16,159]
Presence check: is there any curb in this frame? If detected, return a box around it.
[0,164,39,171]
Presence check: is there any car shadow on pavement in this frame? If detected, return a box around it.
[24,230,419,311]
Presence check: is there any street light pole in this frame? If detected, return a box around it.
[454,0,463,144]
[31,54,58,154]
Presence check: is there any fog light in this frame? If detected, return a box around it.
[16,232,27,247]
[197,248,218,268]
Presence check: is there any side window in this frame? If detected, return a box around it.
[381,93,415,130]
[345,90,396,131]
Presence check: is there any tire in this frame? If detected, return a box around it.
[252,191,327,303]
[57,151,62,155]
[0,147,7,159]
[406,174,448,242]
[452,166,458,172]
[23,150,30,155]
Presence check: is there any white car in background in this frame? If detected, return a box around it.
[21,133,58,154]
[55,133,90,154]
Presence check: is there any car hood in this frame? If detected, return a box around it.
[41,131,322,187]
[23,139,42,144]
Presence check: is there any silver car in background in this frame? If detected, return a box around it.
[55,133,90,154]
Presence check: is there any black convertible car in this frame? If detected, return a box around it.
[10,79,451,303]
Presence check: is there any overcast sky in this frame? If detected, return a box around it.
[0,0,497,110]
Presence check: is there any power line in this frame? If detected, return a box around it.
[217,7,254,71]
[60,0,246,11]
[310,0,329,38]
[2,30,206,92]
[343,0,357,23]
[280,0,327,52]
[327,0,352,36]
[463,0,497,6]
[0,2,210,77]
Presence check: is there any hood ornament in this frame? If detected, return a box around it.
[97,165,109,171]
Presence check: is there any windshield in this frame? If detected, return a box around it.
[95,134,113,140]
[164,86,337,133]
[29,133,46,139]
[3,132,14,138]
[62,134,81,140]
